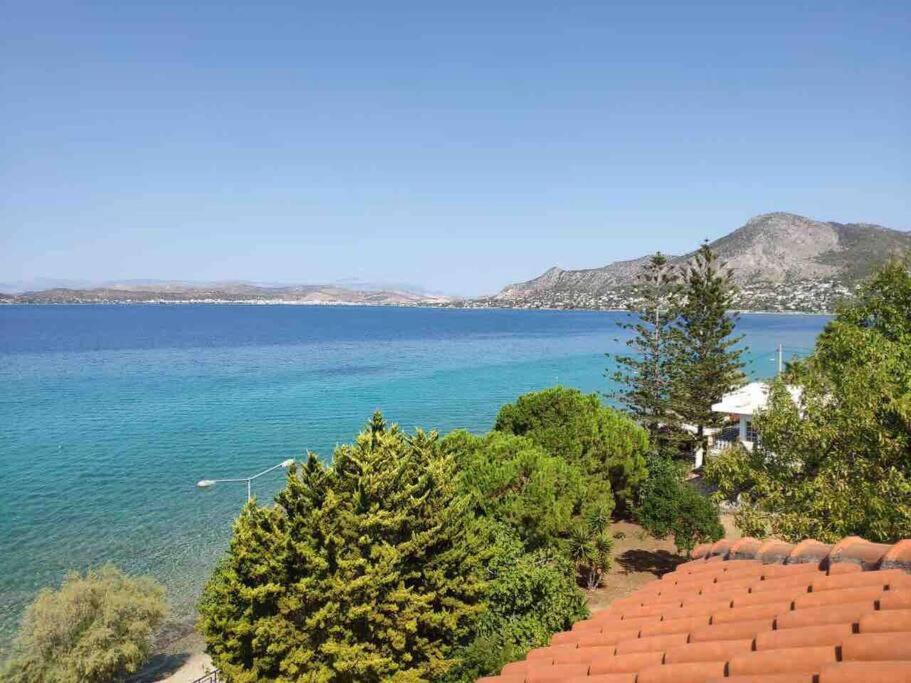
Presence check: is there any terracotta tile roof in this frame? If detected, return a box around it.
[476,536,911,682]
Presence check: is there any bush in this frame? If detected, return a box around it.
[494,387,649,513]
[198,413,490,682]
[3,565,167,683]
[568,507,614,589]
[635,455,724,556]
[703,444,755,505]
[442,430,613,552]
[451,523,587,681]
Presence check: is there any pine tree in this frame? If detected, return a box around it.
[610,252,684,454]
[671,242,746,459]
[199,412,490,683]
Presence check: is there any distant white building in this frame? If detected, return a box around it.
[709,381,801,454]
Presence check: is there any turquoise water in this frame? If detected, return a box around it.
[0,305,828,647]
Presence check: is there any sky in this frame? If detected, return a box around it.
[1,1,909,296]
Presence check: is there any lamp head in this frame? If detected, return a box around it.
[196,480,216,488]
[280,458,295,468]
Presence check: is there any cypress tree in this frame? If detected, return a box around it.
[199,412,489,682]
[671,242,746,459]
[610,252,684,454]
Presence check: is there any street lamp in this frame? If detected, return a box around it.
[197,458,295,501]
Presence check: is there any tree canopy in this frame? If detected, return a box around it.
[442,430,613,552]
[3,565,167,683]
[199,412,593,682]
[199,413,490,682]
[706,260,911,543]
[611,252,686,454]
[494,387,649,513]
[671,243,746,456]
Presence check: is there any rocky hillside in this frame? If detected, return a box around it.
[484,213,911,312]
[2,282,450,306]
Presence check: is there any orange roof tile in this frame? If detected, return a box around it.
[476,536,911,682]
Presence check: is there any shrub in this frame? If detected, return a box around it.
[450,523,587,681]
[635,455,724,555]
[568,508,614,589]
[442,430,613,552]
[703,443,756,505]
[494,387,649,513]
[198,413,489,683]
[3,565,167,683]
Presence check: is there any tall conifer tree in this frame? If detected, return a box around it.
[671,243,746,458]
[610,252,683,454]
[199,413,489,682]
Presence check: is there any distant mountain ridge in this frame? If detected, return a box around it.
[0,282,451,306]
[487,212,911,312]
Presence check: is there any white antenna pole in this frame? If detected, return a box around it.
[777,343,783,376]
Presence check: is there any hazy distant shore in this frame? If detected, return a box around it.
[0,300,835,315]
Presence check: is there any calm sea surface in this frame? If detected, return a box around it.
[0,305,829,646]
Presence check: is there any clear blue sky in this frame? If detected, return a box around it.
[2,1,909,295]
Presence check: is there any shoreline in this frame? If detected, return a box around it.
[0,301,835,315]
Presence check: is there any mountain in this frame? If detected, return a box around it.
[2,282,451,306]
[485,213,911,313]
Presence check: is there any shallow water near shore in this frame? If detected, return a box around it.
[0,304,828,647]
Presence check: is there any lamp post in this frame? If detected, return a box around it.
[197,458,295,501]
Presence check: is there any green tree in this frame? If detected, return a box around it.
[443,430,613,552]
[199,413,489,683]
[671,243,746,458]
[3,565,167,683]
[708,261,911,542]
[451,522,587,681]
[635,455,724,555]
[494,387,649,514]
[611,252,686,454]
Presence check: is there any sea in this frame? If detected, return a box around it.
[0,304,829,648]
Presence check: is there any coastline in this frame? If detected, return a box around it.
[0,301,836,315]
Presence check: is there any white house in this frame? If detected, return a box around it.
[709,381,801,454]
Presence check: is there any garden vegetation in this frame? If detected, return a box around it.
[2,565,167,683]
[706,260,911,543]
[198,391,655,681]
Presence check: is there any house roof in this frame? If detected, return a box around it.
[710,381,801,417]
[476,536,911,682]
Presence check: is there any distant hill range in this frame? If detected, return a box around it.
[4,213,908,312]
[0,281,451,306]
[477,212,911,313]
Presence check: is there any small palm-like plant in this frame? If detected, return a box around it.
[569,517,614,590]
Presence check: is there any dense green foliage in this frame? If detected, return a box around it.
[611,253,687,454]
[3,565,167,683]
[443,430,613,552]
[635,455,724,555]
[610,244,746,461]
[494,387,648,513]
[452,523,586,680]
[670,243,746,455]
[706,261,911,543]
[200,412,593,682]
[199,413,489,682]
